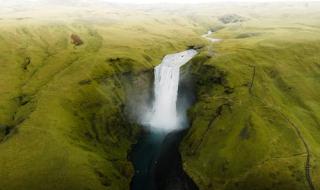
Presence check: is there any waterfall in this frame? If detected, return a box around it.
[148,50,197,131]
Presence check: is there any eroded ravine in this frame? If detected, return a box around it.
[130,50,198,190]
[130,31,222,190]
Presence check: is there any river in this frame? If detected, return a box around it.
[130,31,219,190]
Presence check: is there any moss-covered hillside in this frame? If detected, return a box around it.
[0,4,202,189]
[0,1,320,190]
[181,6,320,190]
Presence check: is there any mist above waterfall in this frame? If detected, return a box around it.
[144,50,197,131]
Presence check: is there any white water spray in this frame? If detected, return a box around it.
[148,50,197,131]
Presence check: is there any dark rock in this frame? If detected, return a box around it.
[71,34,83,46]
[187,44,204,50]
[240,120,254,140]
[16,94,31,106]
[22,57,31,70]
[78,79,92,85]
[108,57,121,63]
[240,126,250,140]
[0,125,11,141]
[219,14,246,24]
[224,87,234,94]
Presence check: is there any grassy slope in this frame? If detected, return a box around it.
[0,6,202,189]
[1,2,320,190]
[181,5,320,190]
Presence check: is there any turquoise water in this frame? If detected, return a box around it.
[130,130,167,190]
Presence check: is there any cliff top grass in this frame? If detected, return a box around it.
[181,4,320,190]
[0,1,320,190]
[0,3,205,190]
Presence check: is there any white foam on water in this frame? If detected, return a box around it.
[147,49,197,131]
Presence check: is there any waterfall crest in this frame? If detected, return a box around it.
[148,50,197,131]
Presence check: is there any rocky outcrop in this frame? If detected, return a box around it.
[218,14,246,24]
[71,34,83,46]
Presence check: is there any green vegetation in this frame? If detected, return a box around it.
[0,7,201,190]
[0,1,320,190]
[181,6,320,190]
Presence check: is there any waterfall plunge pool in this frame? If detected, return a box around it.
[130,49,198,190]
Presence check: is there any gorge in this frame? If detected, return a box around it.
[131,50,198,190]
[1,2,320,190]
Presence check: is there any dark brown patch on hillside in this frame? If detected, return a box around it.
[71,34,83,46]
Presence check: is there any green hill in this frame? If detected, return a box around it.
[181,9,320,190]
[0,1,319,190]
[0,12,200,190]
